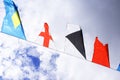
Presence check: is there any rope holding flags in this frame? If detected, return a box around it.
[0,0,120,73]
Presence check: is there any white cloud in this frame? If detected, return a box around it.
[0,0,120,79]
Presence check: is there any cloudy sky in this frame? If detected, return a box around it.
[0,0,120,70]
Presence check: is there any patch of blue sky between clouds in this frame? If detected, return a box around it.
[0,43,60,80]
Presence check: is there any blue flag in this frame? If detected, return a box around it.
[1,0,26,40]
[117,64,120,71]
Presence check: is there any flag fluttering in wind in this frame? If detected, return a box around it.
[117,64,120,71]
[1,0,26,40]
[65,24,86,59]
[38,22,53,48]
[92,37,110,68]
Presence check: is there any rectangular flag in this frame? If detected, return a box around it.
[65,24,86,59]
[92,37,110,68]
[1,0,26,40]
[117,64,120,71]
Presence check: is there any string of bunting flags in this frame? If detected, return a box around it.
[0,0,120,73]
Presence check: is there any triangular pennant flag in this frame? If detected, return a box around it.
[92,37,110,68]
[1,0,26,40]
[65,24,86,59]
[117,64,120,71]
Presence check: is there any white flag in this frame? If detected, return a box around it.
[64,24,86,59]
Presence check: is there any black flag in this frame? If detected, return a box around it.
[66,29,86,59]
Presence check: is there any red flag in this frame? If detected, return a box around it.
[39,23,53,47]
[92,37,110,68]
